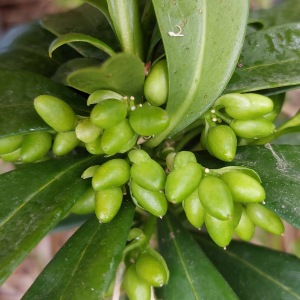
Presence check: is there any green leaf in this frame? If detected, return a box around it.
[195,145,300,229]
[194,233,300,300]
[65,53,145,99]
[0,154,117,286]
[22,200,135,300]
[0,22,79,77]
[157,212,238,300]
[249,0,300,30]
[49,33,116,58]
[107,0,144,59]
[0,69,89,138]
[146,0,249,147]
[225,23,300,94]
[41,4,120,60]
[147,24,161,62]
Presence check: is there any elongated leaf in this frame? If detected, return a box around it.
[0,22,79,77]
[65,53,145,99]
[249,0,300,29]
[146,0,249,147]
[0,69,89,139]
[194,233,300,300]
[41,4,120,60]
[0,154,116,286]
[22,200,135,300]
[225,23,300,94]
[157,212,238,300]
[258,85,300,97]
[195,145,300,229]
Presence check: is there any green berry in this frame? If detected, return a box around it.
[230,118,275,139]
[129,105,170,136]
[131,180,167,217]
[220,171,265,203]
[81,165,100,179]
[234,206,255,241]
[173,151,197,169]
[144,59,168,106]
[71,187,96,214]
[0,135,24,155]
[136,253,168,287]
[128,149,151,164]
[52,131,80,156]
[92,159,130,191]
[198,176,234,220]
[263,94,285,122]
[246,203,284,235]
[86,136,104,155]
[75,118,102,143]
[119,133,138,153]
[90,99,127,129]
[1,148,21,162]
[20,132,52,162]
[34,95,78,132]
[206,125,237,162]
[232,202,243,229]
[124,264,151,300]
[183,189,205,229]
[95,187,123,223]
[87,90,123,106]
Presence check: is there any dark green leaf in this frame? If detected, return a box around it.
[225,23,300,94]
[0,154,116,286]
[194,233,300,300]
[41,4,120,60]
[0,69,89,138]
[157,212,238,300]
[22,200,135,300]
[146,0,249,147]
[195,145,300,229]
[147,24,161,62]
[257,85,300,97]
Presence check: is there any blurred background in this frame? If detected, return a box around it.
[0,0,300,299]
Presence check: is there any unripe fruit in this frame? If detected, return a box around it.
[220,171,265,203]
[87,90,123,106]
[81,165,100,179]
[86,136,104,155]
[129,105,170,136]
[233,202,243,229]
[1,148,21,162]
[173,151,197,169]
[75,118,102,143]
[165,161,202,203]
[263,94,284,122]
[136,253,168,287]
[124,264,151,300]
[20,132,52,162]
[131,180,167,217]
[34,95,78,132]
[246,203,284,235]
[205,213,233,247]
[71,187,95,214]
[128,149,151,164]
[101,119,135,155]
[92,159,130,191]
[183,189,205,229]
[198,176,234,220]
[90,99,127,129]
[95,187,123,223]
[144,59,168,106]
[131,160,166,192]
[234,206,255,241]
[119,133,138,153]
[206,125,237,162]
[230,118,275,139]
[215,93,273,119]
[0,135,24,155]
[53,131,80,156]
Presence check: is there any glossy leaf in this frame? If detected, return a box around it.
[146,0,249,147]
[196,145,300,229]
[157,212,238,300]
[41,3,120,60]
[22,200,135,300]
[0,22,79,77]
[195,233,300,300]
[0,154,118,286]
[147,24,161,62]
[0,69,89,138]
[65,53,145,99]
[225,23,300,94]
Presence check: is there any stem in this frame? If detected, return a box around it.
[277,110,300,131]
[168,119,204,141]
[211,106,232,124]
[143,214,157,243]
[175,126,204,152]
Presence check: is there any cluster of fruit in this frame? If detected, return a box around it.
[201,93,277,162]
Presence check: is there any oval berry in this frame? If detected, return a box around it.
[53,131,80,156]
[0,135,24,155]
[71,187,95,214]
[34,95,77,132]
[90,99,127,129]
[128,149,151,164]
[234,206,255,241]
[144,59,168,106]
[119,133,138,153]
[86,136,104,155]
[75,118,102,143]
[1,148,21,162]
[233,202,243,229]
[129,105,169,136]
[173,151,197,169]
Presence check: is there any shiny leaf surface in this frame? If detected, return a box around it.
[22,200,135,300]
[157,212,238,300]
